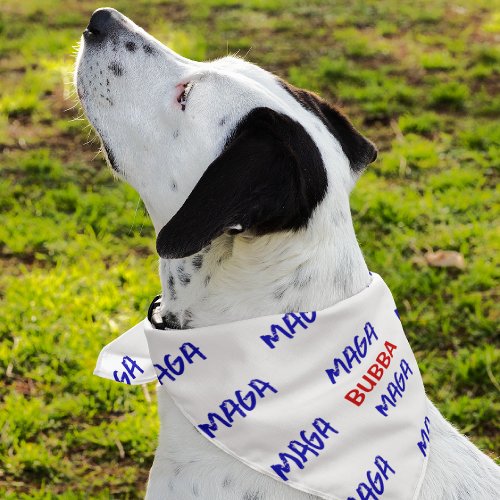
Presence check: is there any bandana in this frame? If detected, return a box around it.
[95,273,430,500]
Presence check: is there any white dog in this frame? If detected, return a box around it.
[75,8,499,499]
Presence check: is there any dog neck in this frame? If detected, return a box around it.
[157,198,370,329]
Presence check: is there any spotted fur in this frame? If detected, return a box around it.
[76,7,500,500]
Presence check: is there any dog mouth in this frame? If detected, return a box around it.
[93,125,120,174]
[176,82,194,111]
[102,142,120,173]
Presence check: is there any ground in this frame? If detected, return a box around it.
[0,0,498,498]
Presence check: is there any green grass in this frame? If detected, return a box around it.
[1,0,499,497]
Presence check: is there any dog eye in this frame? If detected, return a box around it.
[178,81,194,111]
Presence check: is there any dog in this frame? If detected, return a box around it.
[75,8,499,499]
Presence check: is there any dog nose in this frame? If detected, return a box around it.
[84,8,123,41]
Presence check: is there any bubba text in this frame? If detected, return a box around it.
[344,341,397,406]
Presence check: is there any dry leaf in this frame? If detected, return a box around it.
[424,250,465,270]
[411,255,427,267]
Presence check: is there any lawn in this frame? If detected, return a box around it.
[0,0,498,497]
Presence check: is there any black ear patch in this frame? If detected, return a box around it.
[156,107,328,259]
[280,80,377,172]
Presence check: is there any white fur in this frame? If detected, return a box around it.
[75,9,499,499]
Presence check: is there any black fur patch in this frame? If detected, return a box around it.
[177,265,191,286]
[108,61,124,76]
[192,254,203,270]
[125,41,136,52]
[156,107,328,259]
[168,273,177,300]
[163,312,180,329]
[243,491,262,500]
[143,44,154,54]
[183,309,193,328]
[280,80,377,172]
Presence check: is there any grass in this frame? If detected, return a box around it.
[0,0,498,497]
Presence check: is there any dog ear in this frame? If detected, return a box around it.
[280,81,377,173]
[156,107,328,259]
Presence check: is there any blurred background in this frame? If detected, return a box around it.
[0,0,498,497]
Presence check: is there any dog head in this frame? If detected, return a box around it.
[75,8,377,259]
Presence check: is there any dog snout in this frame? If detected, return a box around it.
[84,8,126,42]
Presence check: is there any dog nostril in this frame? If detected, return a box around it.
[84,8,116,40]
[87,25,101,35]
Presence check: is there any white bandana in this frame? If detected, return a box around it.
[95,273,430,500]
